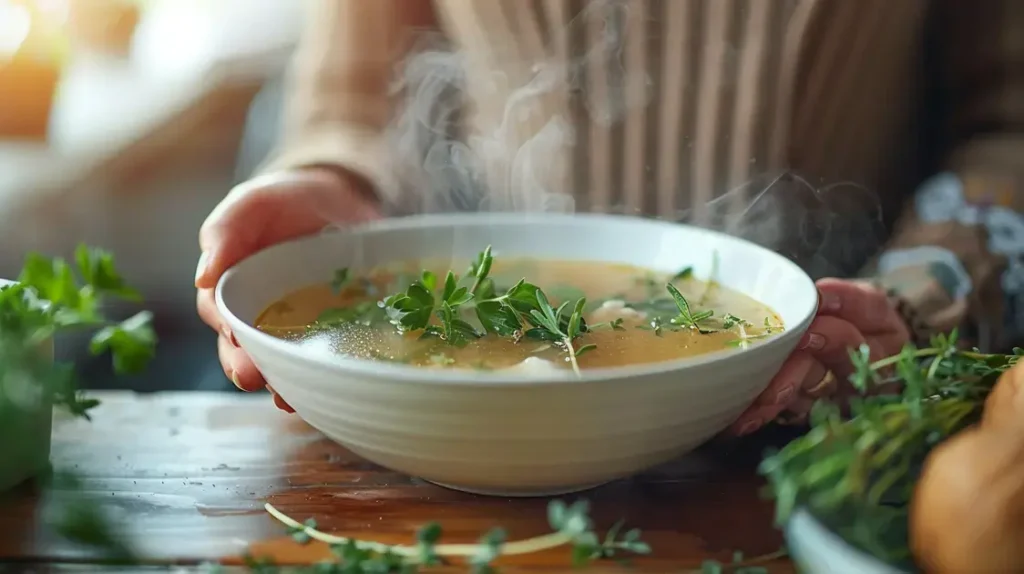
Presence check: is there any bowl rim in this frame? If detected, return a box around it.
[215,212,818,385]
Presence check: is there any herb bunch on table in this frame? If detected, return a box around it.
[762,331,1024,573]
[0,245,158,559]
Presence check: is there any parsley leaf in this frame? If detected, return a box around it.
[89,311,157,375]
[2,245,157,418]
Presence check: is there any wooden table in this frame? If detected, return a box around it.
[0,392,798,572]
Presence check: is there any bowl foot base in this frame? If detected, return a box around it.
[427,479,610,498]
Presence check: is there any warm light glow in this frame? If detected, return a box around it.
[34,0,69,17]
[0,2,32,54]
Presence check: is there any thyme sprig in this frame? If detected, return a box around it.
[760,330,1021,569]
[261,499,651,572]
[315,249,780,373]
[695,548,789,574]
[726,318,777,348]
[666,284,716,333]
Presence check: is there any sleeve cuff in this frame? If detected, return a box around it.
[877,246,974,300]
[258,124,401,208]
[875,247,972,336]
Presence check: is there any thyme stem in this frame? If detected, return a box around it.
[564,337,582,377]
[265,503,576,558]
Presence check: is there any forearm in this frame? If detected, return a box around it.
[261,0,438,206]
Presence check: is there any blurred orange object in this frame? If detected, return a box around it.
[911,360,1024,573]
[0,0,63,140]
[67,0,140,56]
[0,57,59,140]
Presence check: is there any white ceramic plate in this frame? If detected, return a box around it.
[216,212,817,496]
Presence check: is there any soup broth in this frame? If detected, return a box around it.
[256,251,783,373]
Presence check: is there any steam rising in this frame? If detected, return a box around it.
[386,0,652,215]
[379,0,886,278]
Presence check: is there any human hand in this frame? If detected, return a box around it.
[728,278,911,436]
[194,167,381,411]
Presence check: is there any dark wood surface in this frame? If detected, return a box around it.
[0,391,798,572]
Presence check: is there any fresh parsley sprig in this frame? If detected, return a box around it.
[1,245,158,418]
[380,247,595,375]
[382,269,482,347]
[468,248,594,375]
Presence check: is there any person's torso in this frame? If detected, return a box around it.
[390,0,932,252]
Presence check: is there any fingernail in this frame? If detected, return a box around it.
[818,289,841,313]
[774,386,796,405]
[799,332,826,351]
[273,393,296,413]
[223,326,238,347]
[737,419,761,436]
[195,251,210,286]
[230,370,244,391]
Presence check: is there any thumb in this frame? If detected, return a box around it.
[195,169,379,288]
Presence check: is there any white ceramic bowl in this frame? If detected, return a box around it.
[786,510,907,573]
[216,213,817,496]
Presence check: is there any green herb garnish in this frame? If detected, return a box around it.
[636,316,666,336]
[725,317,776,348]
[519,292,592,375]
[311,301,384,329]
[261,498,651,572]
[380,247,595,376]
[698,549,789,573]
[665,284,715,334]
[672,267,694,281]
[330,268,351,294]
[382,270,482,347]
[320,248,754,375]
[721,314,749,330]
[591,317,626,331]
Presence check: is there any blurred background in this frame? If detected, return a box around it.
[0,0,302,392]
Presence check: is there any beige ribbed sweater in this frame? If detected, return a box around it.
[267,0,1024,349]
